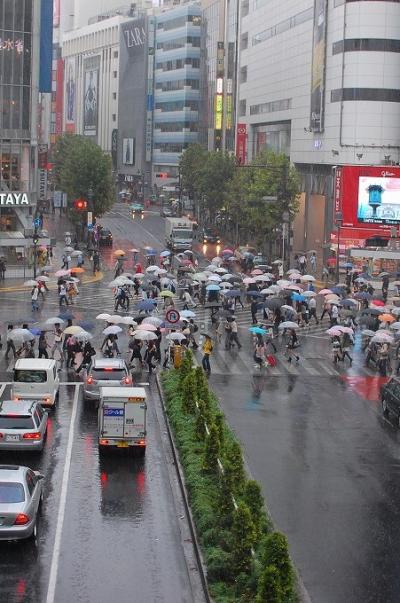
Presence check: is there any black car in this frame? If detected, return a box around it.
[202,228,220,244]
[98,228,113,247]
[381,377,400,425]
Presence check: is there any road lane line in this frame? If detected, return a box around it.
[46,383,80,603]
[0,383,7,398]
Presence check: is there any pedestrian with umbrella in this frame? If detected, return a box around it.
[229,317,242,349]
[31,283,40,312]
[38,331,48,359]
[51,324,64,362]
[144,341,157,374]
[250,298,259,324]
[76,340,96,374]
[253,335,266,369]
[201,334,213,376]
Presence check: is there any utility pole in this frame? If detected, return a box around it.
[177,165,182,217]
[32,216,41,279]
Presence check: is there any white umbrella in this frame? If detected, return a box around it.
[74,330,93,340]
[278,321,299,329]
[288,273,301,281]
[300,275,316,282]
[214,267,228,274]
[45,317,65,325]
[208,275,222,282]
[71,250,82,257]
[96,313,111,321]
[302,290,317,297]
[146,265,160,273]
[287,268,299,275]
[103,325,122,335]
[106,315,127,324]
[220,282,233,289]
[37,275,50,282]
[390,322,400,330]
[64,246,74,253]
[277,280,291,287]
[180,310,196,318]
[144,316,163,327]
[260,287,275,295]
[243,277,256,285]
[137,323,157,331]
[119,317,137,326]
[371,333,394,344]
[211,257,223,265]
[166,332,186,342]
[108,277,132,288]
[193,273,208,282]
[134,330,157,341]
[9,329,35,341]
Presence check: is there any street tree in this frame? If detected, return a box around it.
[179,144,207,201]
[52,134,115,220]
[199,151,236,217]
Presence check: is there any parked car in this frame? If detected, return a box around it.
[202,228,220,245]
[0,465,44,541]
[82,358,132,402]
[98,228,113,247]
[160,205,175,217]
[0,401,48,451]
[381,377,400,425]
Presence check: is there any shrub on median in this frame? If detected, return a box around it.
[161,353,297,603]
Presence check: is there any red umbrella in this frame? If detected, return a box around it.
[222,248,234,255]
[371,300,385,307]
[327,258,337,266]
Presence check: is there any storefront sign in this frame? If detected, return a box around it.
[0,192,32,206]
[38,170,48,201]
[310,0,328,132]
[214,94,223,130]
[236,123,247,164]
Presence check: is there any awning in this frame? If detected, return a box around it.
[330,227,390,248]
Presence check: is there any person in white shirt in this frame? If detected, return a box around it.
[330,304,339,326]
[308,297,319,324]
[230,318,242,349]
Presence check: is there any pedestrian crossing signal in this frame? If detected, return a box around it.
[32,234,39,245]
[73,198,87,210]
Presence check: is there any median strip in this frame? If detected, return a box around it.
[161,350,297,603]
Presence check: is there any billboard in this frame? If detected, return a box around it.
[334,165,400,231]
[236,123,247,164]
[122,138,135,165]
[64,57,76,133]
[55,59,64,136]
[39,0,53,93]
[83,56,100,137]
[310,0,328,132]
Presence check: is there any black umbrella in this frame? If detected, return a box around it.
[358,316,378,329]
[360,308,382,316]
[264,297,284,310]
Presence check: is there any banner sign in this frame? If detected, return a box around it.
[310,0,328,132]
[83,56,100,137]
[236,123,247,165]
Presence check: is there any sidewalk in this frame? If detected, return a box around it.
[0,212,105,291]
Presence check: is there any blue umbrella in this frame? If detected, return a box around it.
[137,299,157,311]
[78,320,95,331]
[245,291,263,297]
[357,273,371,280]
[224,289,241,297]
[340,262,353,269]
[249,326,267,335]
[341,299,358,308]
[206,284,220,291]
[160,250,171,257]
[292,293,305,302]
[144,249,157,256]
[354,292,372,300]
[29,328,41,336]
[331,287,345,296]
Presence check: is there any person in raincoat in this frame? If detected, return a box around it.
[201,334,213,375]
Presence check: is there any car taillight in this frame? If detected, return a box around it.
[87,376,94,385]
[0,433,3,439]
[139,439,146,446]
[14,513,30,525]
[23,432,41,440]
[100,439,109,445]
[123,376,132,385]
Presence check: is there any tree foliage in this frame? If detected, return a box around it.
[256,565,284,603]
[260,532,294,600]
[51,134,115,220]
[203,424,220,472]
[230,502,256,575]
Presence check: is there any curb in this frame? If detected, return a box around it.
[0,271,104,293]
[155,373,211,603]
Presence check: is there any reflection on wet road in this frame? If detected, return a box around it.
[0,383,196,603]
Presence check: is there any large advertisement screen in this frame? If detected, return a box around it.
[357,176,400,225]
[335,165,400,231]
[83,56,100,137]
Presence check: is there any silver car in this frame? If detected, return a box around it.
[82,358,132,402]
[0,465,44,541]
[0,401,48,451]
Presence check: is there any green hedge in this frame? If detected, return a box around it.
[161,352,297,603]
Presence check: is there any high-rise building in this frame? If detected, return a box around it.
[0,0,52,267]
[153,3,202,187]
[238,0,400,261]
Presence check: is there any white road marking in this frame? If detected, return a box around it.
[0,383,7,397]
[46,383,80,603]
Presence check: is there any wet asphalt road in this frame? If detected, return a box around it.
[2,205,400,602]
[0,207,202,603]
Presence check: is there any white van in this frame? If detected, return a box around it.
[12,359,60,407]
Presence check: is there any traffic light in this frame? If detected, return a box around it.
[33,217,41,228]
[32,233,39,245]
[156,173,168,179]
[73,198,87,210]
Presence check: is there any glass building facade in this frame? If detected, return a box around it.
[153,4,201,177]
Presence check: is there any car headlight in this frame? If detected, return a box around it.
[217,239,220,244]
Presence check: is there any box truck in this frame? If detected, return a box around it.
[165,217,194,251]
[98,387,147,452]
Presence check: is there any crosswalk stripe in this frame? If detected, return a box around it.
[300,358,320,375]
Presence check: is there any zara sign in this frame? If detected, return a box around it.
[0,192,32,206]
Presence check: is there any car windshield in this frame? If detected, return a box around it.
[13,370,47,383]
[0,416,35,429]
[0,482,25,503]
[172,229,192,239]
[92,368,126,381]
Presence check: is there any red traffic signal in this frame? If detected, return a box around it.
[73,198,87,210]
[156,172,168,179]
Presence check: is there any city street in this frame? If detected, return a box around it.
[0,204,400,603]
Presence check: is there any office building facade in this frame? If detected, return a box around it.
[238,0,400,259]
[153,3,202,186]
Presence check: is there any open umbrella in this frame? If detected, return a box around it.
[303,290,316,298]
[264,298,283,310]
[137,300,157,312]
[222,248,233,255]
[208,274,222,282]
[70,267,84,274]
[96,313,111,321]
[64,246,74,253]
[251,269,264,276]
[371,332,394,344]
[103,325,123,335]
[341,299,358,308]
[278,321,299,330]
[361,329,375,337]
[180,310,196,318]
[224,289,241,297]
[160,250,171,257]
[319,289,332,295]
[74,330,92,341]
[137,323,158,331]
[134,330,157,341]
[144,316,163,327]
[63,325,85,335]
[206,284,220,291]
[249,326,267,335]
[118,317,137,326]
[243,277,256,285]
[45,317,65,326]
[9,329,35,341]
[371,299,385,307]
[114,249,126,256]
[326,328,343,337]
[37,275,50,282]
[286,284,303,292]
[160,290,175,298]
[292,293,305,302]
[166,332,187,342]
[55,269,71,277]
[24,280,38,287]
[379,313,395,323]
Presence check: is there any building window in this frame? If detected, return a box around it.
[156,36,200,51]
[242,0,249,17]
[333,38,400,55]
[157,14,201,31]
[252,7,313,46]
[155,100,199,111]
[112,92,117,100]
[155,79,200,91]
[250,97,292,115]
[331,88,400,103]
[240,66,247,84]
[239,99,247,117]
[113,50,118,58]
[155,142,191,153]
[113,70,118,78]
[155,121,198,132]
[241,32,248,50]
[112,114,116,121]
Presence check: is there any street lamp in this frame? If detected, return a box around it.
[335,210,343,283]
[282,210,290,270]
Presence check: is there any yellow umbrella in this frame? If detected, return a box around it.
[63,326,85,335]
[70,267,85,274]
[114,249,125,256]
[160,290,175,297]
